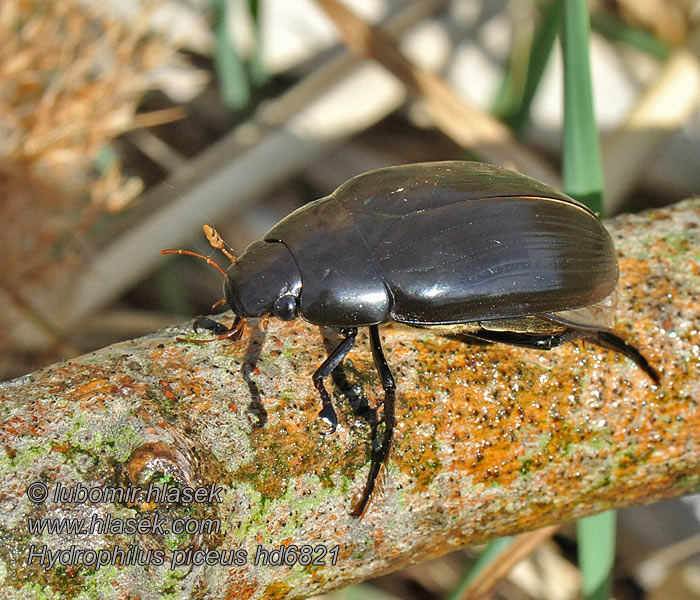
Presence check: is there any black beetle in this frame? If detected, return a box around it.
[163,161,659,517]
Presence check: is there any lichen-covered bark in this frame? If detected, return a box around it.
[1,200,699,599]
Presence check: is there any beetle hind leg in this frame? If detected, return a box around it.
[313,328,358,434]
[467,328,659,384]
[462,329,582,350]
[588,331,660,385]
[350,324,396,519]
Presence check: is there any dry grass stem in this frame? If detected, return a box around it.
[315,0,560,187]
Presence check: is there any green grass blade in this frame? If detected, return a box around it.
[511,0,563,133]
[591,12,671,60]
[561,2,614,598]
[491,18,532,124]
[561,0,602,213]
[212,0,251,110]
[577,512,617,600]
[443,536,513,600]
[495,0,563,134]
[247,0,268,86]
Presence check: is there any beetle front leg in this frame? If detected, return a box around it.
[312,328,358,434]
[193,316,229,335]
[181,315,246,343]
[351,324,396,518]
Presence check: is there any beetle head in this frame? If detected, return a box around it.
[224,241,302,321]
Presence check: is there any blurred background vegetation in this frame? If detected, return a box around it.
[1,0,699,598]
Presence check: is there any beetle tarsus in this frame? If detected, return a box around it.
[193,316,229,335]
[211,296,227,311]
[351,325,396,519]
[590,331,661,385]
[179,316,246,344]
[318,404,338,434]
[313,329,358,435]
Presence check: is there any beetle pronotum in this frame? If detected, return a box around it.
[162,161,659,517]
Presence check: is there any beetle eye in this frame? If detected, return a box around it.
[272,295,298,321]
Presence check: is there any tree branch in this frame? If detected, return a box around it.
[1,199,699,598]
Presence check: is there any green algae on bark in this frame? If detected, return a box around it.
[1,199,700,599]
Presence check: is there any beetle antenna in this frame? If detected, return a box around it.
[203,224,237,264]
[160,249,227,278]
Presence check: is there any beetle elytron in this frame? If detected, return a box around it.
[163,161,659,517]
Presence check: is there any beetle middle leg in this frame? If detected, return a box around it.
[588,331,660,384]
[313,328,358,433]
[350,324,396,518]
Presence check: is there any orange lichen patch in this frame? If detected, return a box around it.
[51,441,72,453]
[390,401,441,489]
[148,343,221,403]
[192,398,213,412]
[1,415,25,437]
[2,369,126,440]
[691,261,700,276]
[399,335,584,489]
[72,377,112,398]
[618,257,650,289]
[160,379,177,400]
[262,581,293,600]
[381,297,682,516]
[640,270,674,303]
[43,360,150,406]
[224,579,259,600]
[149,343,189,367]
